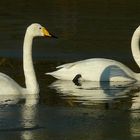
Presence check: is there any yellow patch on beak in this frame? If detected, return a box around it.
[42,27,51,37]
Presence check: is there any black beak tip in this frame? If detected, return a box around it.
[50,33,58,39]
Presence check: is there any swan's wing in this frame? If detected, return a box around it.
[56,58,97,69]
[0,72,23,95]
[0,72,14,82]
[56,62,76,69]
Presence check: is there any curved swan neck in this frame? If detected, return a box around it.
[23,31,39,94]
[131,26,140,68]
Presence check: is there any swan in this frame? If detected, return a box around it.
[0,23,54,95]
[46,26,140,82]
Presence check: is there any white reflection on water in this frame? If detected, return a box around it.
[0,94,39,140]
[131,92,140,110]
[50,80,140,110]
[20,94,39,140]
[0,94,39,105]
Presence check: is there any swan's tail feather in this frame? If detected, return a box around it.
[45,72,56,76]
[45,72,61,79]
[45,72,52,75]
[56,63,75,69]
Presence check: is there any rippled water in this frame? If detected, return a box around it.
[0,0,140,140]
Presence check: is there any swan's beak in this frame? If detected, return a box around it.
[42,27,57,38]
[49,33,58,38]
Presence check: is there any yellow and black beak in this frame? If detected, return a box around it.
[42,27,57,38]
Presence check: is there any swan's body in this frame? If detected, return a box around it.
[0,23,53,95]
[47,58,138,81]
[47,26,140,81]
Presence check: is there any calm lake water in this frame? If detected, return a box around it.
[0,0,140,139]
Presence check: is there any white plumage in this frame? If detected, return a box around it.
[0,23,52,95]
[46,26,140,82]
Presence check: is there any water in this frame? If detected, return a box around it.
[0,0,140,139]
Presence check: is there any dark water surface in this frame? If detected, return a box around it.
[0,0,140,139]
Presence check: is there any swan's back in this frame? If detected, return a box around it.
[47,58,136,81]
[0,73,24,95]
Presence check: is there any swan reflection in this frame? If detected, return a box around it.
[131,91,140,110]
[20,94,39,140]
[0,94,39,140]
[50,80,140,109]
[0,93,39,106]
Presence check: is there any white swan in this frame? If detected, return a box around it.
[46,26,140,82]
[0,23,53,95]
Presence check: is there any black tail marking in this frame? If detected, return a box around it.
[72,74,82,86]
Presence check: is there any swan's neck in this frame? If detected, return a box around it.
[131,27,140,68]
[23,32,39,94]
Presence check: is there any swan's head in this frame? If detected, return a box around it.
[26,23,56,38]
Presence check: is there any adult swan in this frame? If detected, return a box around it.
[0,23,55,95]
[46,26,140,82]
